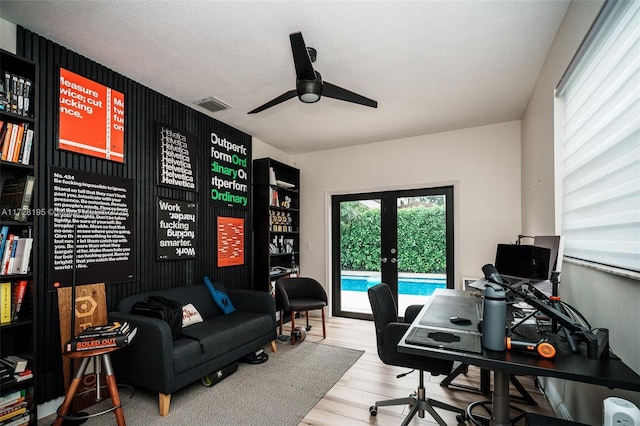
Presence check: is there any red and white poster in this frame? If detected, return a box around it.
[59,68,125,162]
[217,217,245,267]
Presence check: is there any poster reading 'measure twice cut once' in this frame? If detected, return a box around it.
[59,68,125,163]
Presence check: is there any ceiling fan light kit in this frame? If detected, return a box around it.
[248,31,377,113]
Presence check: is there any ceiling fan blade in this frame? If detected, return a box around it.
[289,32,316,81]
[248,90,297,114]
[323,82,378,108]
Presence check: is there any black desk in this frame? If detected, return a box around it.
[398,289,640,426]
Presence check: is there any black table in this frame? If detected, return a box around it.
[398,289,640,426]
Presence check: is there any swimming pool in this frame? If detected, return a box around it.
[341,276,446,296]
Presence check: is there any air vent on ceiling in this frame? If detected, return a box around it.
[195,96,231,113]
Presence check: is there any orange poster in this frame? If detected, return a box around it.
[59,68,125,162]
[217,217,245,267]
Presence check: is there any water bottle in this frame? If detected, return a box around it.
[482,284,507,351]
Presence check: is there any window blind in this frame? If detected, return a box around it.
[557,0,639,273]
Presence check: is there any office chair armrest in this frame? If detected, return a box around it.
[404,305,423,324]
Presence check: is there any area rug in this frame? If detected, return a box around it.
[86,341,364,425]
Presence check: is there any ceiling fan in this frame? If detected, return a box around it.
[248,31,378,114]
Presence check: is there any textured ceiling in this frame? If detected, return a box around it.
[0,0,570,154]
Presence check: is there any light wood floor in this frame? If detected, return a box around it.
[295,314,556,426]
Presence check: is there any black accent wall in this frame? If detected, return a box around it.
[16,27,253,403]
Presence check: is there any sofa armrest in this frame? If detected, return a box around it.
[108,311,176,394]
[227,289,276,317]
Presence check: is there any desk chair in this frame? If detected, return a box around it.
[367,283,466,426]
[275,277,327,343]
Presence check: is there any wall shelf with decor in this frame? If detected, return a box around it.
[0,49,38,424]
[253,158,300,295]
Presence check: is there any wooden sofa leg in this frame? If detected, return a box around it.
[270,340,277,352]
[159,393,171,416]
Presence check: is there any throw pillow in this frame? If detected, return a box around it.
[203,276,236,314]
[182,303,203,328]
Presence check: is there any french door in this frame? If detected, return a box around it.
[331,186,454,320]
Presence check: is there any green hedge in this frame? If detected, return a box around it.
[340,204,446,273]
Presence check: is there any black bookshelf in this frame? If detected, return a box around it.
[253,158,300,294]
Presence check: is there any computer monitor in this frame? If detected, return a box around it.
[494,244,551,280]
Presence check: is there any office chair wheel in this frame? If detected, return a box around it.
[369,406,378,416]
[456,413,467,424]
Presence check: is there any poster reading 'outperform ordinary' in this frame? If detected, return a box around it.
[49,167,135,288]
[157,198,197,261]
[217,216,244,267]
[210,132,249,209]
[59,68,125,163]
[157,123,197,191]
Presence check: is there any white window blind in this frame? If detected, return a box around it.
[556,0,639,273]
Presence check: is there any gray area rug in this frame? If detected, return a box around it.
[86,341,363,425]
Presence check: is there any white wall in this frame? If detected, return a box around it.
[521,0,640,422]
[290,121,522,305]
[252,137,291,165]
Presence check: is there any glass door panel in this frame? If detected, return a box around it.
[332,187,453,320]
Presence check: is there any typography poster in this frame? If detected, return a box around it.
[59,68,125,162]
[210,132,249,209]
[157,197,197,261]
[157,123,197,191]
[49,167,135,288]
[217,216,244,267]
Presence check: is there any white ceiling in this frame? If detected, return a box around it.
[0,0,570,154]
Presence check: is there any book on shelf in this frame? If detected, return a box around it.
[75,321,131,340]
[0,356,28,374]
[0,281,10,323]
[11,281,28,321]
[0,175,35,222]
[64,326,137,353]
[0,235,15,275]
[0,412,30,426]
[9,239,32,275]
[0,226,8,259]
[0,400,27,423]
[12,369,31,382]
[18,129,33,166]
[0,389,25,410]
[1,122,14,161]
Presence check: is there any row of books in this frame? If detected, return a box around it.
[0,228,32,275]
[0,176,35,222]
[0,355,31,388]
[0,121,33,166]
[0,71,32,118]
[64,321,138,353]
[0,280,29,324]
[0,389,30,426]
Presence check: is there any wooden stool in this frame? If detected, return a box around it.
[54,346,127,426]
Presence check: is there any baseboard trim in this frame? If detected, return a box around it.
[540,377,572,420]
[37,397,64,421]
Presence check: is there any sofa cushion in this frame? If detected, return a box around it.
[173,311,274,375]
[182,303,203,327]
